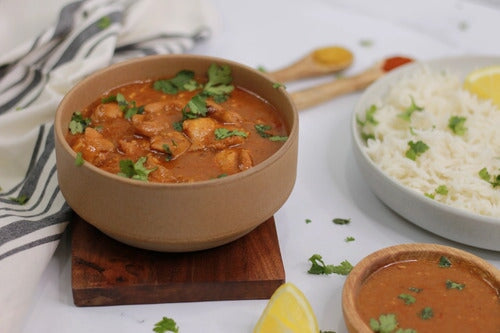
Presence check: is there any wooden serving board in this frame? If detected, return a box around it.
[71,215,285,306]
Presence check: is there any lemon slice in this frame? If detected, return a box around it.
[253,282,319,333]
[463,65,500,107]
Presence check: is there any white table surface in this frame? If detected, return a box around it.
[23,0,500,332]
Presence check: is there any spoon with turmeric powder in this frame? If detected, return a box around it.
[266,46,354,82]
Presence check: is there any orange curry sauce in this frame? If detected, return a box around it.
[65,78,288,183]
[356,258,500,332]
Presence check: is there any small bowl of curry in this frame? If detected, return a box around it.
[342,243,500,333]
[54,54,298,252]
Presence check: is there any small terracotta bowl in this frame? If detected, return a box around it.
[54,54,298,252]
[342,243,500,332]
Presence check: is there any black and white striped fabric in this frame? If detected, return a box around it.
[0,0,215,331]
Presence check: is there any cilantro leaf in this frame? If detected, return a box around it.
[182,93,208,119]
[357,104,378,126]
[333,218,351,225]
[438,256,452,268]
[153,70,199,94]
[75,152,84,166]
[345,236,355,242]
[153,316,179,333]
[203,63,234,103]
[448,116,467,135]
[118,157,157,181]
[10,194,30,205]
[398,293,416,305]
[104,93,144,119]
[446,279,465,290]
[398,96,423,122]
[97,16,111,29]
[419,307,434,320]
[254,124,288,142]
[272,82,286,89]
[478,167,500,188]
[307,254,353,275]
[369,314,398,333]
[69,112,91,134]
[405,140,429,161]
[214,128,248,140]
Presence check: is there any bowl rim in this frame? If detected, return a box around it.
[351,55,500,250]
[342,242,500,332]
[54,53,299,188]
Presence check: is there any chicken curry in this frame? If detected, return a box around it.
[65,64,288,183]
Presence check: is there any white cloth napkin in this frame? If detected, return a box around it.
[0,1,216,331]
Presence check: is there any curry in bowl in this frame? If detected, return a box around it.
[66,64,288,183]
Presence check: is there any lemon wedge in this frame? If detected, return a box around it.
[253,282,319,333]
[463,65,500,107]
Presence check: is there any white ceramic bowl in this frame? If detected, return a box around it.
[352,55,500,251]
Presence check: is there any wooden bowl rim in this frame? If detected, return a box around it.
[341,243,500,332]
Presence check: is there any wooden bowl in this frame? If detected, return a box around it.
[54,54,298,252]
[342,243,500,332]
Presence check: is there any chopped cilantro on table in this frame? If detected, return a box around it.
[153,316,179,333]
[305,218,312,224]
[448,116,467,135]
[69,111,91,134]
[307,254,353,276]
[10,194,29,205]
[97,16,111,29]
[345,236,355,242]
[214,128,248,140]
[405,140,429,161]
[118,156,157,181]
[398,96,423,122]
[446,279,465,290]
[332,218,351,225]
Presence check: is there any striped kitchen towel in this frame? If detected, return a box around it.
[0,0,216,331]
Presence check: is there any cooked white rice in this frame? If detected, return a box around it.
[359,66,500,217]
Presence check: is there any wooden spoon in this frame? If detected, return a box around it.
[266,46,354,83]
[291,56,413,110]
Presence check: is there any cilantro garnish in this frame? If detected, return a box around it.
[345,236,355,242]
[307,254,353,275]
[10,194,29,205]
[438,256,452,268]
[69,112,91,134]
[357,104,378,126]
[398,293,416,305]
[446,279,465,290]
[448,116,467,135]
[153,70,199,94]
[478,167,500,188]
[257,66,267,73]
[153,316,179,333]
[419,307,434,320]
[172,121,184,132]
[163,144,173,161]
[272,82,286,89]
[405,140,429,161]
[425,184,448,199]
[214,128,248,140]
[203,63,234,103]
[398,96,423,122]
[182,94,208,120]
[118,157,157,181]
[333,218,351,225]
[254,124,288,142]
[369,314,398,333]
[75,152,84,166]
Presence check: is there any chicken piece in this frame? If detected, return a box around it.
[71,127,115,164]
[215,148,253,175]
[143,154,177,183]
[183,117,248,151]
[118,139,150,160]
[206,100,243,124]
[131,114,169,137]
[150,131,191,160]
[90,103,123,123]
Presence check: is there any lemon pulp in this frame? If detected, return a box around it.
[253,282,319,333]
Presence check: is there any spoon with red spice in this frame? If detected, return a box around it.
[290,56,413,110]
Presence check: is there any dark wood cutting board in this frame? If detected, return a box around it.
[71,215,285,306]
